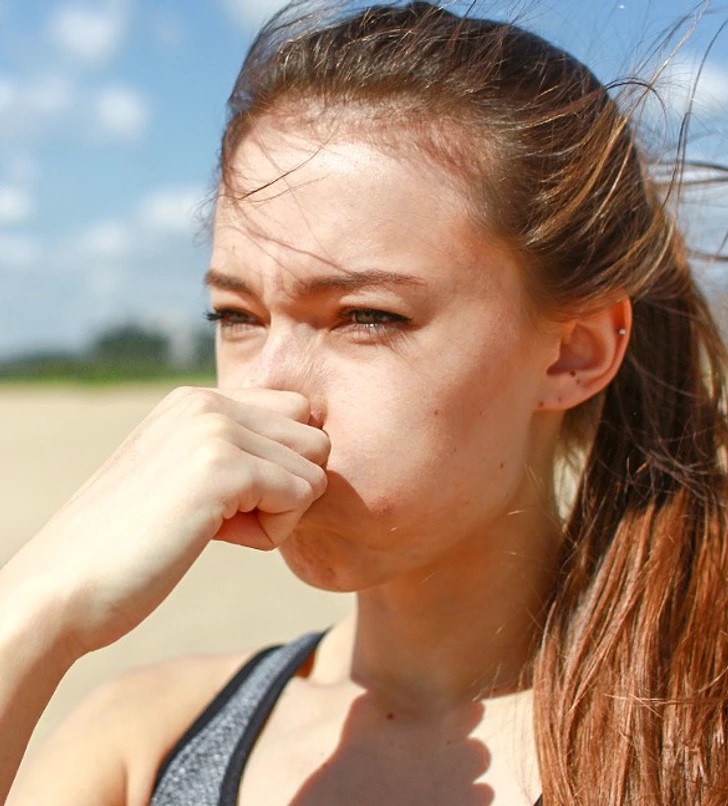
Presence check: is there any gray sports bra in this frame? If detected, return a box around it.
[151,631,543,805]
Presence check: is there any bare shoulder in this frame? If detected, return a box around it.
[9,651,254,806]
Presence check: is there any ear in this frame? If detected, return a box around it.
[537,296,632,412]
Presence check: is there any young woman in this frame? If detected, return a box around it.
[2,2,726,803]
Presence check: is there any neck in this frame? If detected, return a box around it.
[333,506,562,716]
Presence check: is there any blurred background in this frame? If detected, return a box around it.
[0,0,725,752]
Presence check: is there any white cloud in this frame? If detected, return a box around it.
[86,263,127,300]
[0,233,40,269]
[48,3,127,66]
[137,187,205,236]
[218,0,290,30]
[26,74,74,116]
[691,62,728,116]
[94,85,149,141]
[0,76,16,114]
[77,220,130,257]
[653,59,728,120]
[0,74,75,141]
[2,153,40,186]
[0,186,34,225]
[67,186,205,267]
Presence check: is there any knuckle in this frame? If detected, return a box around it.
[193,437,234,475]
[167,385,194,401]
[182,388,223,416]
[166,385,203,407]
[236,473,261,514]
[299,430,330,465]
[291,475,315,506]
[197,411,233,439]
[278,391,311,420]
[314,431,332,461]
[307,464,328,497]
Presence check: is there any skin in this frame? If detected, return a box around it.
[213,121,566,595]
[5,117,630,804]
[1,386,329,803]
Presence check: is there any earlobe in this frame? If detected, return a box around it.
[538,297,631,411]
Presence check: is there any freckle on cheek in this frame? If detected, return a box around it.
[369,495,398,521]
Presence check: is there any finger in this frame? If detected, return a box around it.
[187,424,325,491]
[145,388,327,466]
[257,508,308,546]
[215,459,324,547]
[227,409,330,466]
[214,511,276,551]
[149,387,312,427]
[190,411,329,473]
[216,388,312,423]
[232,457,326,516]
[218,507,310,549]
[214,508,305,550]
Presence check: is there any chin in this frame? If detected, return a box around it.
[278,528,355,592]
[277,524,386,594]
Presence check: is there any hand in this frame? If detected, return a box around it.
[6,386,329,660]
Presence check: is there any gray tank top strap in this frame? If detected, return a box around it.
[150,631,325,806]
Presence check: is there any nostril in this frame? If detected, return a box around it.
[308,410,325,429]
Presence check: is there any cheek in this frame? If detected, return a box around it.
[214,351,237,387]
[321,350,534,518]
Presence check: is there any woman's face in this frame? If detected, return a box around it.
[210,119,565,591]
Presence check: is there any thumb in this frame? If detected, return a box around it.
[214,511,276,551]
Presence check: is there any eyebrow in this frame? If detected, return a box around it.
[205,268,427,296]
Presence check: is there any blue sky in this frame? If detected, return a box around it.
[1,0,726,356]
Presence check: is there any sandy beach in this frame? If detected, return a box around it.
[0,383,352,749]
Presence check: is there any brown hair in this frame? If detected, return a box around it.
[221,2,728,802]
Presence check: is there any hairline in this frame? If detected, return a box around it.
[218,97,571,322]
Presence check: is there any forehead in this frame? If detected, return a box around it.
[218,122,465,239]
[213,120,524,299]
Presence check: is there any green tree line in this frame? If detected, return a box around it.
[0,323,216,383]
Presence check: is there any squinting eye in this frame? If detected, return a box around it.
[205,309,258,330]
[345,309,410,328]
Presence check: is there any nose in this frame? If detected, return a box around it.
[244,326,326,426]
[244,323,315,392]
[217,322,328,428]
[218,322,327,425]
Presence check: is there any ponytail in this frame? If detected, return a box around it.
[536,227,728,803]
[221,3,728,800]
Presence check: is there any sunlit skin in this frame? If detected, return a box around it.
[188,116,589,802]
[2,115,631,806]
[210,116,571,706]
